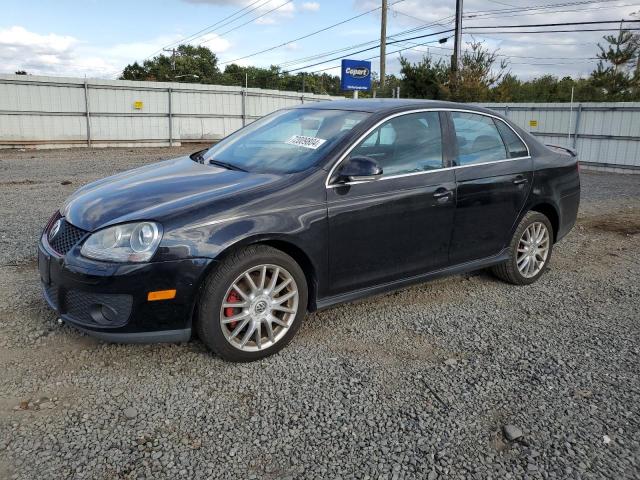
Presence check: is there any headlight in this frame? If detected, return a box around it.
[80,222,163,263]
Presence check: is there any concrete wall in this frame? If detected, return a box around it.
[478,102,640,172]
[0,74,341,149]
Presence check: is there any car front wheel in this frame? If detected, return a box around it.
[492,211,554,285]
[196,245,308,362]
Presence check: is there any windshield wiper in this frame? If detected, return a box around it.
[208,159,248,172]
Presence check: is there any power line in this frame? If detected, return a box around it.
[308,37,452,75]
[203,0,294,42]
[465,0,624,16]
[464,3,640,21]
[397,39,599,60]
[282,19,639,74]
[180,0,625,69]
[465,26,640,34]
[217,18,627,86]
[128,0,292,79]
[264,12,455,70]
[146,0,270,59]
[284,28,456,73]
[219,0,407,66]
[463,19,640,29]
[390,9,455,26]
[486,0,518,6]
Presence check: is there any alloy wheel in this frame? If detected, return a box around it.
[219,264,299,352]
[516,222,550,278]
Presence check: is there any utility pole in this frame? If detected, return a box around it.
[451,0,463,73]
[380,0,387,89]
[163,48,177,71]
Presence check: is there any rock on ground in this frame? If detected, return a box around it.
[0,147,639,479]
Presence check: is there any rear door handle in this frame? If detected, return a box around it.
[433,188,453,199]
[513,176,528,185]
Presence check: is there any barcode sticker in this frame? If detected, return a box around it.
[285,135,327,150]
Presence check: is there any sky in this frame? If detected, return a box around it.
[0,0,638,84]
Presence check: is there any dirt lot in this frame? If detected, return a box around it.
[0,147,639,479]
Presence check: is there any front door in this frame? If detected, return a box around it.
[327,111,456,295]
[447,111,533,264]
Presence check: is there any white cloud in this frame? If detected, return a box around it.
[254,2,296,25]
[301,2,320,11]
[0,26,94,76]
[180,0,297,25]
[0,25,234,79]
[182,0,245,4]
[196,32,232,52]
[0,26,78,54]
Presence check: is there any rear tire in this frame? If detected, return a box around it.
[492,211,554,285]
[196,245,308,362]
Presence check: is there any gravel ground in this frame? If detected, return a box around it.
[0,147,639,479]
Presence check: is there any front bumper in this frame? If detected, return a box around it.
[38,235,212,343]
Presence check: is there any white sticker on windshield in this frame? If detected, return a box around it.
[285,135,327,150]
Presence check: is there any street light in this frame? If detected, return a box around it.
[174,74,199,80]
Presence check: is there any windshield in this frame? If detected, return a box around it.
[201,108,370,174]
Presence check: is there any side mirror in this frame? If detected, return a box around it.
[337,156,383,183]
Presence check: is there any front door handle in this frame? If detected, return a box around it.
[513,176,528,185]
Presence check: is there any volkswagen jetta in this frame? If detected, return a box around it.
[39,100,580,361]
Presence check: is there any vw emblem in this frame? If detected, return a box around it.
[254,301,268,314]
[49,219,62,242]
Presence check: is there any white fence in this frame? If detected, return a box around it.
[0,74,339,149]
[478,102,640,172]
[1,77,638,172]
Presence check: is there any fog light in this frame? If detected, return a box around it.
[147,289,176,301]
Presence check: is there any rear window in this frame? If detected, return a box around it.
[451,112,507,166]
[495,120,529,158]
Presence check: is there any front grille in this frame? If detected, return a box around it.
[48,219,87,255]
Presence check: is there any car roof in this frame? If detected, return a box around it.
[294,98,499,116]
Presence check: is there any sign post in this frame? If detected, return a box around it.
[341,59,371,99]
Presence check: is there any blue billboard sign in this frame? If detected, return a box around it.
[340,59,372,91]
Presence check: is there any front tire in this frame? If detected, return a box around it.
[196,245,308,362]
[492,211,554,285]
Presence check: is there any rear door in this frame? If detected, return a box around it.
[326,111,456,295]
[447,111,533,264]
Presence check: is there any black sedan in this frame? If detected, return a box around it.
[39,99,580,361]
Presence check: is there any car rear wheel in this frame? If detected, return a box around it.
[491,211,554,285]
[196,245,308,362]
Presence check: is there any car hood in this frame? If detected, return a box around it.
[62,156,280,231]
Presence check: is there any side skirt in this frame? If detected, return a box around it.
[314,249,509,311]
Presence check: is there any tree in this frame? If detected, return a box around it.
[399,55,449,99]
[120,45,221,83]
[491,73,521,102]
[120,62,146,81]
[15,70,28,75]
[590,25,640,99]
[452,40,506,102]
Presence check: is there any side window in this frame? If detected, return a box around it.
[451,112,508,166]
[494,120,529,158]
[360,123,396,147]
[349,112,443,177]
